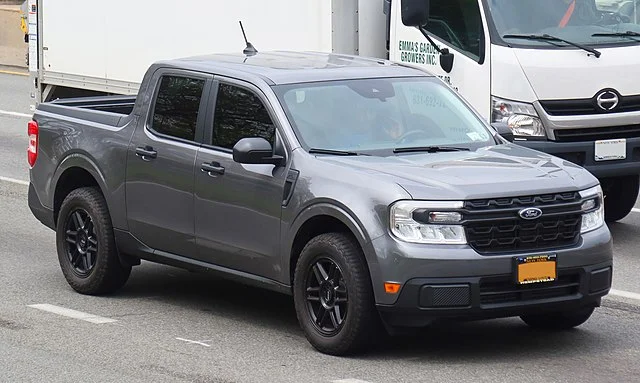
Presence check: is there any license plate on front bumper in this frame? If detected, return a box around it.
[595,138,626,161]
[514,254,557,284]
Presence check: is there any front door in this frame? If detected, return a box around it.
[194,79,288,281]
[391,0,492,119]
[126,70,211,257]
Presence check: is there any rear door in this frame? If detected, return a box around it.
[125,69,212,257]
[193,78,289,281]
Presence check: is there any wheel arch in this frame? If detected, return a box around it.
[51,154,110,227]
[285,203,381,288]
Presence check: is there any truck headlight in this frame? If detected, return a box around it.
[492,96,546,138]
[390,201,466,244]
[579,185,605,234]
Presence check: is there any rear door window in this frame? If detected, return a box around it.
[150,75,206,142]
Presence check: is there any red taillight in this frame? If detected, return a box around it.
[28,120,38,168]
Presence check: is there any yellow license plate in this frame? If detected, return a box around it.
[515,255,557,284]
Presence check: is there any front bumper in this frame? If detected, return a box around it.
[376,260,612,328]
[515,137,640,179]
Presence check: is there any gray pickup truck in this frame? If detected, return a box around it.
[28,50,613,356]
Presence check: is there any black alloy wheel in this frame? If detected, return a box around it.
[63,208,98,277]
[305,257,349,336]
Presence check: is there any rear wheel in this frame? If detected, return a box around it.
[56,187,131,295]
[520,306,595,330]
[603,175,639,222]
[293,232,381,356]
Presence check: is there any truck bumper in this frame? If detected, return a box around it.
[368,225,612,326]
[376,260,611,328]
[28,182,55,230]
[515,137,640,178]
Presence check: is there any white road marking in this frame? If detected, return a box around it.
[0,176,29,186]
[332,380,374,383]
[0,109,31,119]
[27,304,117,324]
[176,337,211,347]
[609,289,640,302]
[632,208,640,214]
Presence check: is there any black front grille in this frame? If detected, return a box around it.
[479,272,580,305]
[554,124,640,142]
[540,95,640,116]
[464,192,583,255]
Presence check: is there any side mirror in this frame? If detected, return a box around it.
[401,0,430,27]
[440,49,454,73]
[233,137,284,166]
[491,122,514,142]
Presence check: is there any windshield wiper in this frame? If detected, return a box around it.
[592,31,640,41]
[502,34,602,58]
[393,146,471,154]
[308,148,368,156]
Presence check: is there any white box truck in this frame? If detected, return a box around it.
[28,0,640,221]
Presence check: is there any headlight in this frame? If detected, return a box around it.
[492,96,546,137]
[579,185,605,234]
[390,201,466,244]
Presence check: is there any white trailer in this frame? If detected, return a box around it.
[28,0,389,103]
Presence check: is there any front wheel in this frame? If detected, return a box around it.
[293,233,381,356]
[520,306,595,330]
[603,175,639,222]
[56,187,131,295]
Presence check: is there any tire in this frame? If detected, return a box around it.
[56,187,131,295]
[520,306,595,330]
[603,175,639,222]
[293,232,381,356]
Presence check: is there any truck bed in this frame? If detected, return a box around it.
[37,95,137,127]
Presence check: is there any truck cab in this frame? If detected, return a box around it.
[389,0,640,222]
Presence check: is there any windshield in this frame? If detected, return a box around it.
[488,0,640,46]
[273,77,496,153]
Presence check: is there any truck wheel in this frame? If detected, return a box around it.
[604,175,639,222]
[293,232,380,356]
[56,187,131,295]
[520,306,595,330]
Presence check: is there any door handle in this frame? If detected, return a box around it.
[201,162,225,176]
[135,146,157,160]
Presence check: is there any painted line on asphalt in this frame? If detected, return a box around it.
[0,69,28,77]
[176,337,211,347]
[27,304,117,324]
[332,380,374,383]
[610,289,640,302]
[632,208,640,214]
[0,176,29,186]
[0,109,31,118]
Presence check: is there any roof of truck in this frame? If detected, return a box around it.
[156,51,432,85]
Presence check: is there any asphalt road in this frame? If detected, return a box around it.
[1,72,640,383]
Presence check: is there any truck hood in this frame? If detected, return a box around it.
[319,145,597,200]
[512,45,640,99]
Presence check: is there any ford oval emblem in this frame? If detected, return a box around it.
[519,207,543,220]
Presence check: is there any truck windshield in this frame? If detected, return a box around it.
[273,77,496,153]
[488,0,640,47]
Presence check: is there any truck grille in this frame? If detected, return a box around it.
[479,272,581,305]
[463,192,583,255]
[554,124,640,142]
[540,95,640,116]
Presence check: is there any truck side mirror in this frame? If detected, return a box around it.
[401,0,430,27]
[233,137,285,166]
[491,122,514,143]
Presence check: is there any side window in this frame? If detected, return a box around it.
[211,83,276,149]
[150,75,205,141]
[427,0,484,60]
